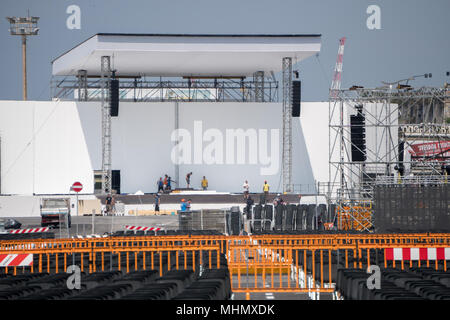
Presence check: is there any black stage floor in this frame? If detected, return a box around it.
[97,192,302,205]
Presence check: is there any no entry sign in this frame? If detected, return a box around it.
[71,181,83,193]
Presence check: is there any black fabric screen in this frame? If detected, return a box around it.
[373,185,450,232]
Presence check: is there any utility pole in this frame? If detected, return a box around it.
[6,13,39,100]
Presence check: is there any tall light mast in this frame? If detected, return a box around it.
[6,13,39,100]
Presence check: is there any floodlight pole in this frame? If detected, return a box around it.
[6,15,39,100]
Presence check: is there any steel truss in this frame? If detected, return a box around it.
[101,56,112,195]
[51,76,279,103]
[328,86,450,232]
[282,57,293,193]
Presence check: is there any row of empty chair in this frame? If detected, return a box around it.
[289,248,448,285]
[27,249,227,275]
[0,232,55,241]
[0,252,231,300]
[336,267,450,300]
[0,269,231,300]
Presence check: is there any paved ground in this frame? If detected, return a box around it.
[230,273,329,301]
[233,292,312,300]
[16,215,179,238]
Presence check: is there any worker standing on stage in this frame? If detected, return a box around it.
[163,175,168,191]
[186,172,193,189]
[201,176,208,190]
[157,177,164,193]
[262,180,270,204]
[243,180,250,199]
[167,176,172,191]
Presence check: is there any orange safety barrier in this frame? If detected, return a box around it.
[337,202,373,231]
[0,234,449,294]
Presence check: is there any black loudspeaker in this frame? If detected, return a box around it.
[350,105,366,162]
[110,79,119,117]
[112,170,121,194]
[292,80,301,117]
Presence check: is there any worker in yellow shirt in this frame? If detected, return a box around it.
[201,176,209,190]
[262,180,270,204]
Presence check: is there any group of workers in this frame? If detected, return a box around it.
[187,172,209,191]
[157,172,210,192]
[157,175,173,193]
[149,174,302,215]
[104,178,301,216]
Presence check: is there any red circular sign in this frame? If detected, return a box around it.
[72,181,83,193]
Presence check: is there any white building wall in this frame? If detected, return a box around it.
[299,102,335,185]
[0,101,95,195]
[0,100,332,195]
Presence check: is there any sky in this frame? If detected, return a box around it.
[0,0,449,102]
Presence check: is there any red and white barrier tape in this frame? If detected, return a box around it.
[125,225,162,232]
[73,234,108,239]
[386,247,450,261]
[0,254,33,267]
[8,227,49,234]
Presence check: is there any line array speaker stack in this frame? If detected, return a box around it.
[110,79,119,117]
[350,105,366,162]
[292,80,301,117]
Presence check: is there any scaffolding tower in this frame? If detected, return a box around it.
[101,56,112,195]
[328,86,450,231]
[282,57,293,193]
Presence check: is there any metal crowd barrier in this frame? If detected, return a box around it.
[0,234,449,293]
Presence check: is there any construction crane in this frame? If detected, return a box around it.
[330,37,346,100]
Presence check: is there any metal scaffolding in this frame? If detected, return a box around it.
[328,86,450,231]
[253,71,265,102]
[76,69,88,101]
[51,77,279,103]
[101,56,112,195]
[282,57,293,193]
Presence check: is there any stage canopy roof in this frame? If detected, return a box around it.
[52,33,321,77]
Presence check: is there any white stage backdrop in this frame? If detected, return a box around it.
[0,100,329,195]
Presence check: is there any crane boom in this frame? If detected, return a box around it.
[330,37,346,100]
